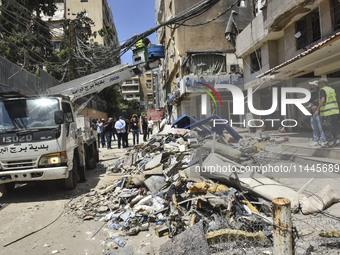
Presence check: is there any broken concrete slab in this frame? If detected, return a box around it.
[159,222,210,255]
[202,140,241,162]
[238,172,300,211]
[158,125,172,136]
[179,144,186,152]
[144,164,163,176]
[164,142,180,152]
[299,184,340,214]
[176,137,185,145]
[145,153,162,170]
[131,175,145,186]
[144,175,166,194]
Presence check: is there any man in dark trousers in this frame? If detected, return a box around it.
[115,116,127,149]
[124,117,130,147]
[314,78,340,148]
[306,81,326,147]
[112,117,117,141]
[104,117,114,149]
[141,117,148,142]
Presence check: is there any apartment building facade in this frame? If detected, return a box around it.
[42,0,118,48]
[139,70,156,110]
[236,0,340,130]
[121,76,141,101]
[155,0,252,123]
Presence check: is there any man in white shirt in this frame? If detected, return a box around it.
[96,119,105,148]
[115,116,126,149]
[147,117,153,139]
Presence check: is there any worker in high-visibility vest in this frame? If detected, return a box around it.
[135,37,151,48]
[314,78,340,148]
[135,39,144,48]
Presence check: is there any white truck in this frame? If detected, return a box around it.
[0,63,140,192]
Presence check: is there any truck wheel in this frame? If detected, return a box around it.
[65,157,79,190]
[79,164,87,182]
[94,146,99,163]
[87,144,97,170]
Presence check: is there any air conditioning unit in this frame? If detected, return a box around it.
[230,64,240,73]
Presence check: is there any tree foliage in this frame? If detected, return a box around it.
[45,11,125,117]
[0,2,136,117]
[46,11,121,81]
[0,0,55,72]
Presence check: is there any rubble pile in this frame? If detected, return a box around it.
[67,126,288,253]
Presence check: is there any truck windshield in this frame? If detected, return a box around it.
[0,98,59,133]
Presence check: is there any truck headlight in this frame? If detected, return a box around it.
[39,152,67,167]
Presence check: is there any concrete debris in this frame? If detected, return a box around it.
[144,175,166,194]
[107,160,123,173]
[145,153,163,170]
[202,140,241,162]
[64,125,337,254]
[159,222,210,255]
[299,184,340,214]
[144,164,163,176]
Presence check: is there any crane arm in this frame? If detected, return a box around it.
[46,64,140,102]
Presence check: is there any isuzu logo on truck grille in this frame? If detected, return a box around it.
[2,134,33,144]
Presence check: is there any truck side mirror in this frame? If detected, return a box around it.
[54,110,64,124]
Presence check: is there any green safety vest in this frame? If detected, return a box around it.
[319,86,339,116]
[136,39,144,48]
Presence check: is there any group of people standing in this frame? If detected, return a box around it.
[307,78,339,148]
[95,115,154,149]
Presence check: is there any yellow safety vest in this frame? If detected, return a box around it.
[319,86,339,116]
[136,39,144,48]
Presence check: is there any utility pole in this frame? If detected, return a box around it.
[69,22,75,81]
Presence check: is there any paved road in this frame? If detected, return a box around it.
[0,134,165,255]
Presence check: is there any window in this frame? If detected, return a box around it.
[54,0,64,3]
[146,73,151,77]
[250,49,262,73]
[62,102,74,136]
[81,0,88,2]
[62,103,74,123]
[125,80,132,84]
[331,0,340,31]
[295,9,321,50]
[189,54,225,75]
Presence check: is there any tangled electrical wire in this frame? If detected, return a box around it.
[117,0,222,57]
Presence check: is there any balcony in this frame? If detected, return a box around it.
[236,0,317,57]
[122,90,139,94]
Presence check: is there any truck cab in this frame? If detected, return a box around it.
[0,93,85,192]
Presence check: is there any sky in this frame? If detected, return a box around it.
[108,0,157,64]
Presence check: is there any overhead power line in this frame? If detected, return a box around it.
[117,0,221,57]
